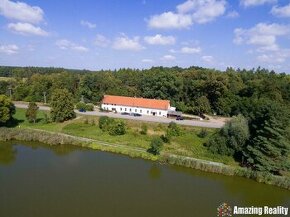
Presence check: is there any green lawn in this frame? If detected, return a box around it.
[12,108,236,165]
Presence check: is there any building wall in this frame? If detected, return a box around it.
[101,103,168,117]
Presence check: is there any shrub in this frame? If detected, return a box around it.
[42,113,51,124]
[91,119,96,126]
[84,118,89,124]
[109,121,126,136]
[160,134,171,143]
[198,129,208,138]
[76,102,87,110]
[167,121,181,137]
[147,137,163,155]
[99,116,112,131]
[140,123,148,135]
[85,103,94,111]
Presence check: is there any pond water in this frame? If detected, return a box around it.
[0,141,289,217]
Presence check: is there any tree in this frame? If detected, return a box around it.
[0,94,15,125]
[25,102,39,123]
[50,89,75,122]
[147,137,163,155]
[246,101,290,174]
[205,115,250,158]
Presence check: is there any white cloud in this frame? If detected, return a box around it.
[80,20,96,29]
[0,44,18,54]
[226,10,239,18]
[161,55,176,61]
[148,12,192,29]
[112,35,144,51]
[144,34,176,45]
[147,0,226,29]
[271,4,290,17]
[0,0,44,24]
[257,50,290,63]
[94,34,110,47]
[202,55,214,63]
[188,0,227,24]
[8,22,48,36]
[56,39,89,52]
[142,59,154,63]
[233,23,289,51]
[180,46,201,53]
[240,0,276,7]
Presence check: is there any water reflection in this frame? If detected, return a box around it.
[0,143,16,165]
[148,164,162,179]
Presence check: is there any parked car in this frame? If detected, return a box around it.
[176,116,184,120]
[130,113,142,117]
[121,112,130,115]
[79,108,86,112]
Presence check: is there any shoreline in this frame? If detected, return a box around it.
[0,127,289,190]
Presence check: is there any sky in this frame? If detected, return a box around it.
[0,0,290,72]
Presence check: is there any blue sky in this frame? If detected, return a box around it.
[0,0,290,72]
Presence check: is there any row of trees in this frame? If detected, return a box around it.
[1,66,289,118]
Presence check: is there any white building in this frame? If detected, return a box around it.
[101,95,175,117]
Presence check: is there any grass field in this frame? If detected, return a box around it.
[12,108,236,164]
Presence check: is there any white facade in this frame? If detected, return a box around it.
[101,103,168,117]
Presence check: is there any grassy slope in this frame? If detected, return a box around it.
[13,108,236,165]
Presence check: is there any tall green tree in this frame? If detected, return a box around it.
[246,101,290,174]
[25,102,39,123]
[0,94,15,125]
[50,89,75,122]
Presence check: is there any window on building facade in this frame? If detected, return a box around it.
[130,108,132,112]
[125,108,127,111]
[140,109,142,113]
[159,112,161,115]
[135,109,137,112]
[120,108,122,111]
[147,110,149,114]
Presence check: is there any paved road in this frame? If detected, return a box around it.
[14,102,224,128]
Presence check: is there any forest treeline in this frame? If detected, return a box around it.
[0,65,289,117]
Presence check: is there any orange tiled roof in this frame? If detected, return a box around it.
[102,95,170,110]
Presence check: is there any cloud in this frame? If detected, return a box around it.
[240,0,276,7]
[0,0,44,24]
[144,34,176,45]
[94,34,110,47]
[188,0,227,24]
[56,39,89,52]
[180,46,201,53]
[142,59,154,63]
[233,23,289,51]
[112,35,144,51]
[147,12,192,29]
[8,22,48,36]
[202,55,214,63]
[80,20,96,29]
[271,4,290,17]
[161,55,176,61]
[226,10,239,18]
[0,44,18,54]
[147,0,226,29]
